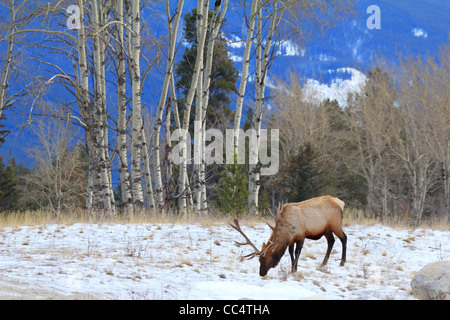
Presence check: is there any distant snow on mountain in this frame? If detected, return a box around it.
[302,68,366,107]
[206,0,447,106]
[317,53,336,62]
[277,40,305,57]
[411,28,428,38]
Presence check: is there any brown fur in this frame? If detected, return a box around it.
[258,196,347,276]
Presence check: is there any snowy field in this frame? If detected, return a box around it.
[0,222,448,300]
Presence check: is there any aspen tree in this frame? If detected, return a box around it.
[153,0,185,208]
[177,0,209,211]
[113,0,133,213]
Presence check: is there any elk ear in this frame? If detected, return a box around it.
[261,242,267,251]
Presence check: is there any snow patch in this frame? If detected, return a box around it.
[412,28,428,38]
[303,68,366,107]
[277,40,304,57]
[318,54,336,62]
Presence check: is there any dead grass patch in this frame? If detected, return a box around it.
[402,237,415,243]
[0,207,447,231]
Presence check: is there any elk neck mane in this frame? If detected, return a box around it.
[267,224,290,268]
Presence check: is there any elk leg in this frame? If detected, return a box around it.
[288,245,295,269]
[337,231,347,266]
[292,240,303,272]
[321,232,335,267]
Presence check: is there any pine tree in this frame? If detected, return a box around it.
[257,187,271,215]
[274,143,331,203]
[0,152,30,210]
[217,154,249,216]
[175,8,238,130]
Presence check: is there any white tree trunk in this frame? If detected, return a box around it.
[178,0,209,212]
[141,126,156,208]
[113,0,133,213]
[194,68,203,213]
[248,1,283,215]
[248,5,262,215]
[91,0,115,216]
[0,0,15,119]
[153,0,185,208]
[129,0,145,209]
[170,73,194,207]
[76,0,98,211]
[99,5,115,215]
[232,0,259,154]
[195,0,229,214]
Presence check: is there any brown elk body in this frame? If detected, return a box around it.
[230,195,347,276]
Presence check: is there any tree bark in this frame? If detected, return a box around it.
[195,0,229,214]
[248,1,283,215]
[153,0,185,208]
[90,0,115,216]
[178,0,209,211]
[76,0,102,212]
[113,0,133,214]
[232,0,259,154]
[0,0,15,119]
[129,0,145,209]
[141,125,156,208]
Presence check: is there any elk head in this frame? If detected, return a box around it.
[229,206,281,276]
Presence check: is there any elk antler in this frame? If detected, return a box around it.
[228,218,261,259]
[266,203,281,241]
[260,203,282,256]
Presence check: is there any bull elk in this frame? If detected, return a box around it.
[229,195,347,276]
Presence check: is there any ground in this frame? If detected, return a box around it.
[0,222,448,299]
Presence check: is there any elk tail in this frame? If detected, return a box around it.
[334,198,345,217]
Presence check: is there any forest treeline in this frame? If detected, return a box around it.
[0,1,448,227]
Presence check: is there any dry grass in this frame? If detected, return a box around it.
[0,206,447,231]
[343,206,449,231]
[0,208,235,228]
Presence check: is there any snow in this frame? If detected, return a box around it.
[277,40,304,57]
[303,68,366,107]
[412,28,428,38]
[0,222,448,300]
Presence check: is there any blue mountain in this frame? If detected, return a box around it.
[222,0,449,99]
